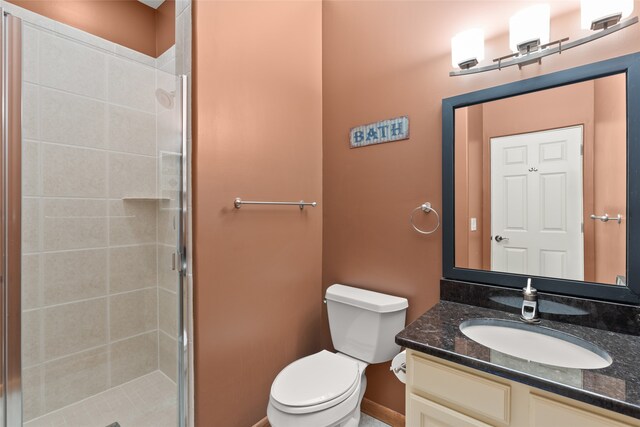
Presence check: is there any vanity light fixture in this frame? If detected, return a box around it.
[581,0,634,30]
[451,28,485,70]
[450,1,638,77]
[509,4,550,55]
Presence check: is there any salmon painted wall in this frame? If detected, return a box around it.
[467,106,484,270]
[594,75,627,284]
[455,107,470,269]
[8,0,174,57]
[322,1,640,414]
[192,1,323,426]
[156,0,175,56]
[455,105,483,270]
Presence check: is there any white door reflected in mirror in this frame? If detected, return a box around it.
[490,126,584,280]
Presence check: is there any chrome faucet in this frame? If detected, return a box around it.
[521,278,540,323]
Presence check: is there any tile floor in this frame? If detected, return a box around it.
[359,413,391,426]
[24,371,177,427]
[24,371,388,427]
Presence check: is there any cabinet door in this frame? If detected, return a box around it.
[530,395,635,427]
[408,393,493,427]
[410,353,510,424]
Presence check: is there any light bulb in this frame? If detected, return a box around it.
[581,0,634,29]
[509,4,551,53]
[451,28,485,69]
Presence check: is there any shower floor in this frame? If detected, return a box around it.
[24,371,177,427]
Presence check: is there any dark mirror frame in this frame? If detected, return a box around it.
[442,53,640,304]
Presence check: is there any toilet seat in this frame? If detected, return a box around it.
[267,377,365,427]
[270,350,361,415]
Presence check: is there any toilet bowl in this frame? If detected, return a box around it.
[266,284,408,427]
[267,351,367,427]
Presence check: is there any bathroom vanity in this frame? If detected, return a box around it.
[405,351,639,427]
[396,283,640,427]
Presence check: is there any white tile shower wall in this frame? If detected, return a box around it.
[19,19,179,421]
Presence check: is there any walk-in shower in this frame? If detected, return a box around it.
[0,2,191,426]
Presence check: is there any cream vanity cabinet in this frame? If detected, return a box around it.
[406,350,640,427]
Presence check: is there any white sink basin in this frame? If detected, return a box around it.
[459,319,612,370]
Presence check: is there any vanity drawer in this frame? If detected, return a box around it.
[409,354,511,424]
[530,395,636,427]
[408,393,493,427]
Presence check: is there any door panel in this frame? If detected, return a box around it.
[504,175,528,230]
[539,140,566,162]
[504,145,528,165]
[504,248,528,274]
[540,250,567,278]
[539,172,567,232]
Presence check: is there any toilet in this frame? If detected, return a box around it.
[267,284,408,427]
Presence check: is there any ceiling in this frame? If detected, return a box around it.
[138,0,165,9]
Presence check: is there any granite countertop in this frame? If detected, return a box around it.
[396,300,640,419]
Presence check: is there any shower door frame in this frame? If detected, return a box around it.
[0,9,191,427]
[177,74,189,427]
[2,10,22,427]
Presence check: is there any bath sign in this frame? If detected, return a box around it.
[350,116,409,148]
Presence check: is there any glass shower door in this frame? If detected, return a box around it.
[0,6,186,426]
[5,12,24,427]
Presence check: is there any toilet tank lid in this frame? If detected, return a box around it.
[325,284,408,313]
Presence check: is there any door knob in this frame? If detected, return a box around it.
[495,235,509,242]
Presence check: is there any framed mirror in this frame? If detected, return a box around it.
[442,53,640,304]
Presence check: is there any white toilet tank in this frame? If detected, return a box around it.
[325,284,408,364]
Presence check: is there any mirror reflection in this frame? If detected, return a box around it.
[454,73,626,285]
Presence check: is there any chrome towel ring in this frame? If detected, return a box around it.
[410,202,440,235]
